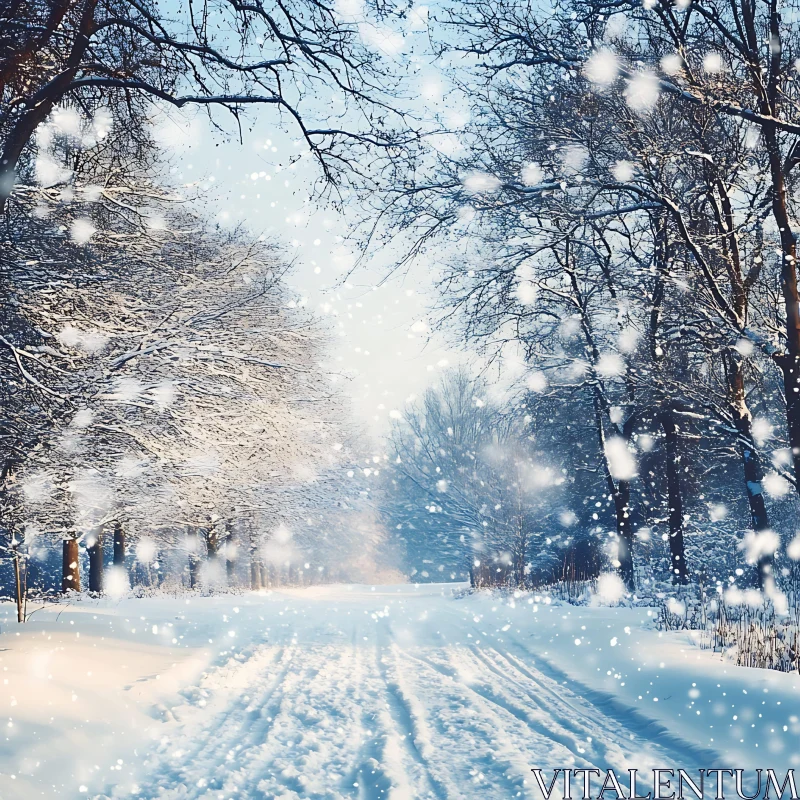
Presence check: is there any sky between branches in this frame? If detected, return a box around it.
[145,0,471,438]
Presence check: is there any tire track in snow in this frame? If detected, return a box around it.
[140,645,289,765]
[496,646,721,769]
[147,648,333,799]
[343,631,426,800]
[387,644,572,799]
[468,646,674,776]
[339,628,395,800]
[469,646,630,766]
[205,645,308,792]
[119,589,726,800]
[397,645,601,783]
[476,647,634,749]
[248,641,370,798]
[404,646,600,769]
[335,622,419,800]
[394,639,711,797]
[373,631,452,800]
[355,701,415,800]
[132,644,299,798]
[132,623,376,799]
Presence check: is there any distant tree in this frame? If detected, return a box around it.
[382,369,566,585]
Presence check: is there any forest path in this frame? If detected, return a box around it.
[129,585,716,800]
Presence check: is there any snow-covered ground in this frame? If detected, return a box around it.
[1,584,799,799]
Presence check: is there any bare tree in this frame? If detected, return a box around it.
[384,369,565,585]
[428,0,800,504]
[0,0,417,210]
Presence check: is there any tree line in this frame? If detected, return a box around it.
[7,0,800,605]
[0,0,411,618]
[372,0,800,598]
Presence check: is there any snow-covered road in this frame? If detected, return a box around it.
[130,586,716,800]
[2,584,799,799]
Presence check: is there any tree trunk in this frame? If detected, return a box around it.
[729,354,773,587]
[592,388,636,592]
[12,543,24,623]
[778,355,800,495]
[88,530,104,594]
[188,528,201,589]
[514,547,526,587]
[250,555,262,589]
[206,527,219,560]
[740,433,773,588]
[113,520,126,568]
[62,538,80,593]
[225,522,236,585]
[613,481,635,591]
[764,121,800,503]
[513,508,528,587]
[660,407,688,584]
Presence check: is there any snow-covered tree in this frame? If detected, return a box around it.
[1,183,360,596]
[359,0,800,592]
[382,369,568,585]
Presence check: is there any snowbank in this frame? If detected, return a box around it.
[464,592,800,770]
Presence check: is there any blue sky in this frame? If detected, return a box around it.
[145,0,484,438]
[150,105,457,439]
